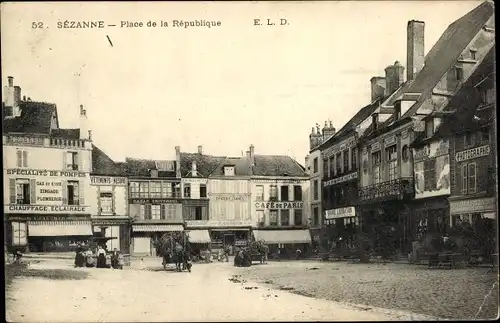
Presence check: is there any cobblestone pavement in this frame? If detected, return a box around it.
[6,258,438,322]
[236,260,499,320]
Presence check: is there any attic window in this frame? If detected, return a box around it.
[395,103,401,119]
[470,49,477,60]
[372,113,379,130]
[224,166,235,176]
[455,67,464,81]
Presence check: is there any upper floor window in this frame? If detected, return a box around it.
[464,132,475,148]
[336,152,342,175]
[329,156,335,177]
[461,162,477,195]
[481,88,495,105]
[455,67,464,81]
[150,182,162,198]
[372,151,382,184]
[480,127,490,144]
[313,158,318,173]
[313,207,319,226]
[425,118,434,138]
[139,182,149,198]
[67,181,80,205]
[200,184,207,198]
[343,150,349,173]
[470,49,477,60]
[269,185,278,200]
[151,204,161,220]
[313,180,319,200]
[65,151,79,170]
[323,159,329,177]
[294,209,303,226]
[99,192,113,214]
[269,210,278,226]
[15,179,32,205]
[183,183,191,198]
[224,166,235,176]
[255,185,264,201]
[293,185,302,201]
[386,145,398,181]
[280,185,289,201]
[16,150,28,168]
[351,149,357,171]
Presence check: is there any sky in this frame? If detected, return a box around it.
[1,1,482,164]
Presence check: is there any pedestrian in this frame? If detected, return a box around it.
[224,245,230,262]
[97,245,106,268]
[296,247,302,260]
[111,248,119,268]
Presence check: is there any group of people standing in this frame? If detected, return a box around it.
[74,244,124,269]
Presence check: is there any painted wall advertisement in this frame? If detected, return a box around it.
[413,139,450,199]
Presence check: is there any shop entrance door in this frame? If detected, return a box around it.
[224,234,235,255]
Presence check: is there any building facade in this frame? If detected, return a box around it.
[124,158,183,256]
[3,77,94,252]
[89,145,131,253]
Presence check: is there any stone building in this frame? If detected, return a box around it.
[3,76,93,252]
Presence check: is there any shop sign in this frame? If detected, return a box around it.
[323,172,358,187]
[185,220,253,228]
[413,140,449,162]
[129,198,181,204]
[36,180,63,203]
[450,197,496,215]
[5,135,45,146]
[182,178,207,184]
[252,179,304,184]
[254,201,303,209]
[384,136,396,147]
[371,142,381,152]
[6,168,86,178]
[455,145,490,162]
[5,205,88,214]
[7,215,89,221]
[324,206,356,220]
[91,176,127,186]
[215,196,248,201]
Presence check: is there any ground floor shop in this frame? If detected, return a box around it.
[131,223,184,256]
[323,206,360,253]
[252,228,312,259]
[92,217,131,254]
[6,214,93,252]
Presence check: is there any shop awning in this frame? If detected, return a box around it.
[253,229,312,244]
[132,225,184,232]
[186,230,211,243]
[28,221,93,237]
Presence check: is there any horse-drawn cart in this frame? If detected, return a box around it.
[154,232,192,272]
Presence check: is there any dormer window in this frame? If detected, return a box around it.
[470,49,477,60]
[395,102,401,119]
[455,67,464,81]
[372,113,379,130]
[425,118,434,138]
[224,166,235,176]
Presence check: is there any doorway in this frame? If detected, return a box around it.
[224,233,235,255]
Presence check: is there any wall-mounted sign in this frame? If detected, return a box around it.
[323,172,358,187]
[5,205,88,213]
[7,215,89,221]
[215,196,248,201]
[185,220,253,228]
[36,181,63,203]
[401,130,409,139]
[182,178,207,184]
[414,140,449,162]
[450,197,496,215]
[455,145,490,163]
[6,169,86,178]
[371,142,381,152]
[414,153,450,199]
[324,206,356,219]
[129,198,181,204]
[254,201,303,209]
[6,136,45,146]
[251,179,304,184]
[91,176,127,186]
[384,136,396,147]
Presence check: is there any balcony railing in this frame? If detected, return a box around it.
[359,177,414,204]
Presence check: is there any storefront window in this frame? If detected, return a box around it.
[257,210,265,226]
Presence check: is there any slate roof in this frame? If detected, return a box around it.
[52,128,80,139]
[91,144,124,176]
[2,100,56,134]
[363,1,494,138]
[211,157,252,176]
[253,155,308,177]
[123,157,177,178]
[180,152,227,178]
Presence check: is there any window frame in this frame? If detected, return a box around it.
[464,132,475,148]
[256,185,264,201]
[293,185,302,201]
[455,67,464,81]
[269,185,278,200]
[199,184,207,198]
[280,185,289,201]
[99,192,113,214]
[351,149,357,171]
[313,158,318,173]
[467,162,477,194]
[183,183,191,198]
[280,210,290,226]
[343,150,349,173]
[313,180,319,200]
[269,210,278,226]
[15,179,31,205]
[294,209,303,226]
[67,180,80,206]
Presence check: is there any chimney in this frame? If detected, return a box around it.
[7,76,13,87]
[79,104,89,140]
[323,121,336,139]
[249,144,255,164]
[197,145,203,154]
[370,77,387,102]
[407,20,425,81]
[385,61,405,96]
[175,146,181,178]
[4,76,21,108]
[191,161,197,177]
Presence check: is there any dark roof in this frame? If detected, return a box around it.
[253,155,308,177]
[2,100,56,134]
[180,153,227,178]
[123,157,176,178]
[91,144,124,176]
[211,157,251,176]
[52,128,80,139]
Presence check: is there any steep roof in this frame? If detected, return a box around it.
[2,100,56,134]
[253,155,308,177]
[52,128,80,139]
[180,152,226,178]
[91,145,124,176]
[211,157,251,176]
[363,1,494,138]
[123,157,176,178]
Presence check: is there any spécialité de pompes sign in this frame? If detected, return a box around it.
[6,169,86,178]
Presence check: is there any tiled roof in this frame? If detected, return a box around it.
[123,157,176,178]
[211,157,251,176]
[91,144,124,176]
[180,152,226,178]
[253,155,308,177]
[2,100,56,134]
[52,128,80,139]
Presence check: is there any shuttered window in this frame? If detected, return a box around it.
[16,150,28,168]
[468,163,477,194]
[461,164,468,195]
[14,179,31,205]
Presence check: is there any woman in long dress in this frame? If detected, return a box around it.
[97,245,107,268]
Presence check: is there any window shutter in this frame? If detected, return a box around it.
[30,179,36,204]
[79,181,85,205]
[77,153,83,171]
[62,180,68,204]
[16,150,22,167]
[22,151,28,168]
[97,188,102,215]
[461,165,467,195]
[111,190,116,214]
[9,179,16,204]
[63,152,67,170]
[468,164,476,194]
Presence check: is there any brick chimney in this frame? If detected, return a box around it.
[175,146,181,178]
[79,104,89,140]
[323,120,336,139]
[385,61,405,96]
[407,20,425,82]
[197,145,203,154]
[4,76,22,111]
[370,77,387,102]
